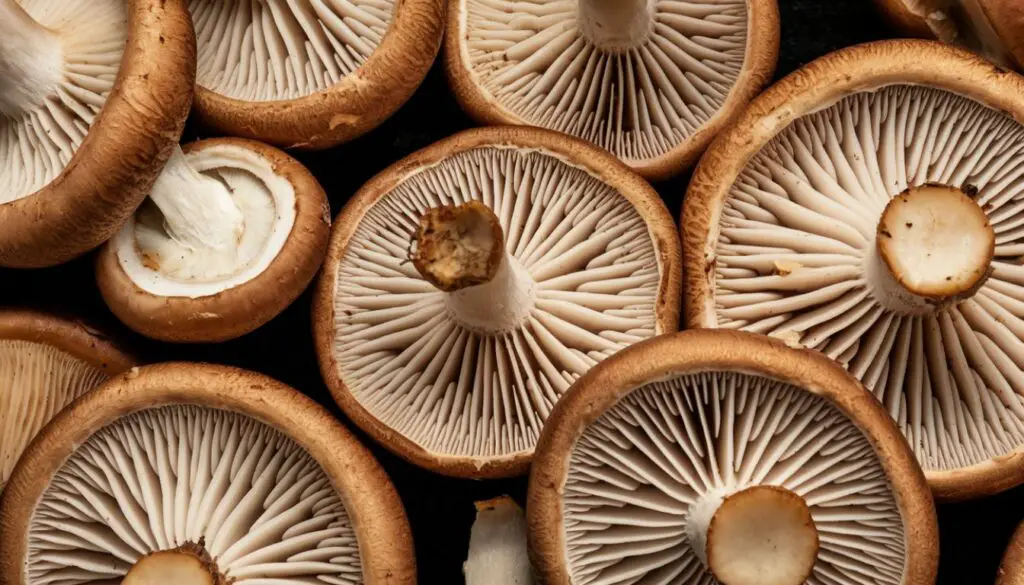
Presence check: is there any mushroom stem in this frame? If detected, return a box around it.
[0,0,63,119]
[121,542,225,585]
[577,0,653,50]
[149,144,245,251]
[687,485,819,585]
[867,184,994,315]
[464,497,535,585]
[412,201,535,334]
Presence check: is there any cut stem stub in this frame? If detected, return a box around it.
[121,542,225,585]
[577,0,653,50]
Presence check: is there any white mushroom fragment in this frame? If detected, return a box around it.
[187,0,446,149]
[444,0,780,179]
[314,126,682,477]
[97,138,331,342]
[0,363,415,585]
[528,330,939,585]
[0,309,134,492]
[464,496,535,585]
[684,40,1024,500]
[0,0,194,267]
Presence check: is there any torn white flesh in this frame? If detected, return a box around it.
[711,84,1024,474]
[331,146,663,462]
[26,405,363,584]
[460,0,748,163]
[0,0,125,202]
[464,497,534,585]
[189,0,398,101]
[563,372,907,585]
[0,340,109,490]
[122,550,218,585]
[113,143,296,298]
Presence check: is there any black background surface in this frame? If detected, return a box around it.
[2,0,1022,582]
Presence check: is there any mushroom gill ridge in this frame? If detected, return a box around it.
[26,405,363,585]
[712,84,1024,473]
[563,371,906,585]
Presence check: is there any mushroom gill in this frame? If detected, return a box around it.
[562,371,905,585]
[701,84,1024,483]
[26,405,362,584]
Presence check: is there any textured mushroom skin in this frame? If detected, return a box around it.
[999,522,1024,585]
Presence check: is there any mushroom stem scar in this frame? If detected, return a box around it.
[0,0,63,119]
[121,543,224,585]
[149,144,245,251]
[577,0,654,50]
[412,201,535,334]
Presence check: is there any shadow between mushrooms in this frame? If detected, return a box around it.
[313,126,682,478]
[0,0,194,268]
[1000,522,1024,585]
[187,0,446,149]
[684,39,1024,500]
[96,137,331,343]
[528,330,938,585]
[444,0,779,179]
[0,363,415,585]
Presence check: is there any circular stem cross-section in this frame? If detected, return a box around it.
[577,0,653,51]
[123,545,223,585]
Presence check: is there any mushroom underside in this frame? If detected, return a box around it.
[26,405,363,584]
[562,371,906,585]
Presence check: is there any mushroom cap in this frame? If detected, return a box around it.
[96,137,331,343]
[444,0,779,180]
[314,126,682,478]
[188,0,446,150]
[527,329,938,585]
[1000,522,1024,585]
[975,0,1024,70]
[873,0,948,39]
[0,362,415,585]
[684,39,1024,500]
[0,309,134,491]
[0,0,194,268]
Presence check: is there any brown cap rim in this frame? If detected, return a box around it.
[0,308,135,372]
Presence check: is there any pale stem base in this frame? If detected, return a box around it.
[446,252,536,334]
[0,0,63,119]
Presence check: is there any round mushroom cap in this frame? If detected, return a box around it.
[0,0,194,268]
[0,309,134,491]
[444,0,779,179]
[684,39,1024,500]
[0,363,414,585]
[1000,522,1024,585]
[96,138,331,342]
[188,0,446,149]
[314,126,682,478]
[527,330,938,585]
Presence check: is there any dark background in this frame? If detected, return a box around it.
[2,0,1021,582]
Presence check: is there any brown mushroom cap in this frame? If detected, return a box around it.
[0,0,194,268]
[528,329,938,585]
[1000,522,1024,585]
[188,0,446,150]
[444,0,779,180]
[96,137,331,343]
[684,39,1024,500]
[0,362,415,585]
[314,126,681,478]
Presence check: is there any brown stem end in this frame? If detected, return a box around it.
[411,201,505,293]
[122,541,227,585]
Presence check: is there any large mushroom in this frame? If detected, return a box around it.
[1000,522,1024,585]
[0,0,194,268]
[0,363,414,585]
[684,39,1024,500]
[96,137,331,342]
[444,0,779,179]
[0,309,134,492]
[529,330,939,585]
[187,0,446,149]
[314,126,681,478]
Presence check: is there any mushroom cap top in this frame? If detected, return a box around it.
[873,0,949,39]
[444,0,779,180]
[684,39,1024,500]
[189,0,446,150]
[527,329,938,585]
[977,0,1024,69]
[0,363,414,585]
[0,0,194,268]
[1000,522,1024,585]
[314,126,682,478]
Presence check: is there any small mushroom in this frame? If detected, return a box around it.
[528,330,939,585]
[0,0,194,267]
[464,496,534,585]
[444,0,779,179]
[0,363,414,585]
[314,126,682,477]
[684,40,1024,500]
[0,309,134,491]
[188,0,446,149]
[96,138,331,342]
[1000,522,1024,585]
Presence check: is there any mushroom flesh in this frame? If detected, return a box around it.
[464,496,534,585]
